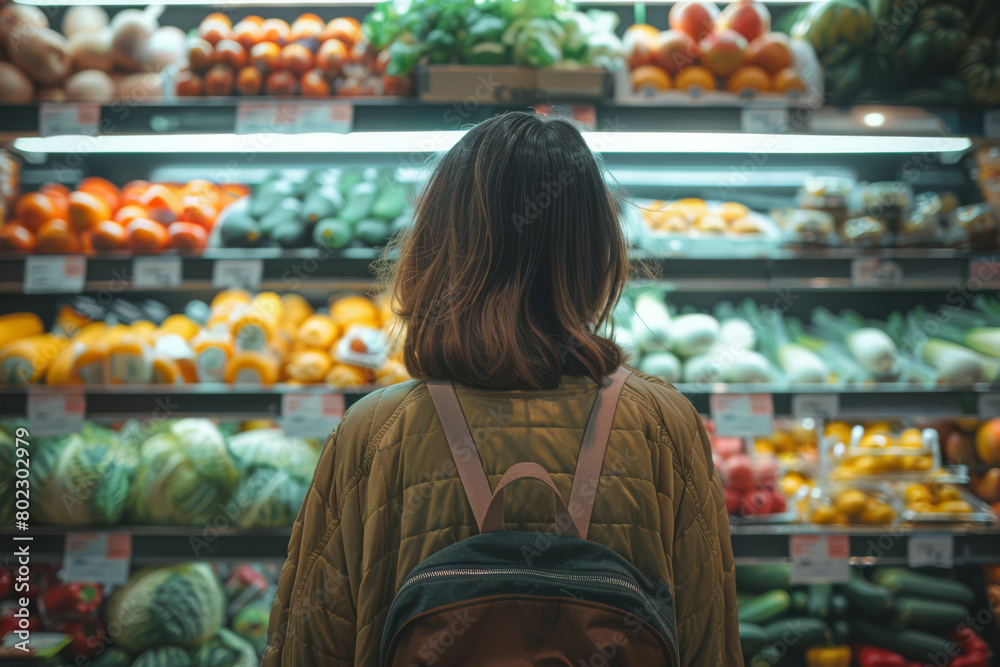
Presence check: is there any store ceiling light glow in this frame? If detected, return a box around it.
[13,131,972,155]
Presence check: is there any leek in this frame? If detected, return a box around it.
[714,302,756,350]
[922,339,988,387]
[751,303,829,385]
[668,313,719,359]
[638,351,681,382]
[630,291,672,353]
[974,295,1000,326]
[787,318,864,384]
[812,307,897,378]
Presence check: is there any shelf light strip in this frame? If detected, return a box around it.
[13,131,973,155]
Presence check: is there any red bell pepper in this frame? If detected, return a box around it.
[949,652,988,667]
[0,570,11,599]
[224,564,269,602]
[952,628,988,656]
[52,618,105,658]
[854,645,907,667]
[39,583,103,618]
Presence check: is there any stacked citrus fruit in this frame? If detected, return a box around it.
[176,12,411,98]
[1,178,248,253]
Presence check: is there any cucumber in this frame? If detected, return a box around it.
[791,589,808,614]
[738,592,759,609]
[740,590,792,625]
[842,571,894,617]
[736,565,793,592]
[830,594,848,617]
[762,618,831,648]
[849,621,952,661]
[740,622,768,657]
[872,568,975,606]
[806,584,832,619]
[895,596,970,632]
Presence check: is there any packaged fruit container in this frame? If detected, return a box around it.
[713,438,797,524]
[822,424,969,484]
[804,481,901,526]
[634,198,786,257]
[898,482,997,526]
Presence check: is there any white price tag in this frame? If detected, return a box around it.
[132,256,182,289]
[294,101,354,134]
[235,100,297,134]
[281,393,346,438]
[792,394,839,420]
[790,534,850,584]
[740,109,789,134]
[710,394,773,437]
[970,256,1000,285]
[985,110,1000,139]
[979,393,1000,418]
[39,103,100,137]
[851,258,903,287]
[62,533,131,586]
[28,391,85,436]
[23,256,86,294]
[212,259,263,288]
[907,533,953,569]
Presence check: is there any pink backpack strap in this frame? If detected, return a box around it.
[427,367,632,538]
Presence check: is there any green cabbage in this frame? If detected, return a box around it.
[128,419,238,525]
[231,468,310,529]
[106,563,225,653]
[133,646,193,667]
[227,429,320,482]
[31,424,132,526]
[192,628,258,667]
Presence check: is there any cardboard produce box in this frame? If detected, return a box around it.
[417,65,611,103]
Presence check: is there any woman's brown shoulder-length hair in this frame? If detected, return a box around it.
[382,111,629,390]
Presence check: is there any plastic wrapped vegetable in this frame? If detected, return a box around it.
[31,424,132,526]
[128,419,239,525]
[105,563,225,653]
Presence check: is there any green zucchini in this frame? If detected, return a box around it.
[895,596,971,632]
[830,594,848,617]
[736,565,793,592]
[849,621,952,661]
[740,590,792,625]
[738,592,759,609]
[842,571,894,617]
[806,584,832,619]
[740,622,768,657]
[872,568,975,605]
[791,589,809,614]
[763,617,831,648]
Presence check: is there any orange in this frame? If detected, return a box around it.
[180,201,218,229]
[113,204,148,226]
[36,218,80,254]
[38,183,71,219]
[78,177,121,211]
[675,66,717,91]
[15,192,62,233]
[630,65,672,92]
[139,184,182,223]
[773,68,807,93]
[90,220,128,252]
[119,180,150,207]
[320,17,361,48]
[68,190,112,232]
[316,38,348,78]
[329,296,380,329]
[0,222,36,252]
[726,65,771,93]
[179,179,221,209]
[279,43,314,76]
[289,13,324,42]
[259,18,290,45]
[249,42,282,72]
[126,218,169,254]
[300,69,331,97]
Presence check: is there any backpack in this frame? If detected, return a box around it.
[380,367,678,667]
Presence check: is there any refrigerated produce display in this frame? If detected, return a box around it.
[2,0,1000,664]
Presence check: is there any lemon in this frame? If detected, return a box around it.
[810,505,839,525]
[898,428,923,449]
[904,484,932,504]
[935,500,973,514]
[835,489,868,517]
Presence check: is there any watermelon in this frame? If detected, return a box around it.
[231,603,270,655]
[792,0,874,65]
[133,646,193,667]
[90,648,131,667]
[105,563,226,653]
[959,37,1000,105]
[193,628,258,667]
[911,6,970,65]
[868,0,915,53]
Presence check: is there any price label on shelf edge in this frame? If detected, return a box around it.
[132,256,183,289]
[979,393,1000,418]
[281,393,346,439]
[710,393,774,437]
[293,101,354,134]
[23,256,86,294]
[789,534,850,584]
[907,533,953,569]
[39,102,100,137]
[62,533,131,586]
[851,258,904,287]
[791,394,839,421]
[740,109,789,134]
[28,391,85,437]
[234,100,297,134]
[211,258,263,289]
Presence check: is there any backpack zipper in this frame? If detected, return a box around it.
[398,567,677,661]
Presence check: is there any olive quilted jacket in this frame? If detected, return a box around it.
[262,370,742,666]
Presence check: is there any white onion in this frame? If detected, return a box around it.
[62,6,109,40]
[65,69,116,103]
[71,28,114,73]
[0,62,34,103]
[146,26,187,72]
[110,8,159,72]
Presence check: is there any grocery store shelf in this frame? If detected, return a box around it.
[4,525,998,564]
[1,383,997,419]
[729,524,1000,565]
[2,249,997,295]
[1,102,991,139]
